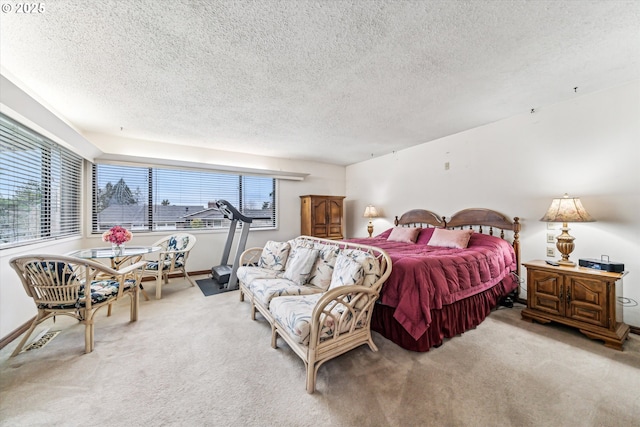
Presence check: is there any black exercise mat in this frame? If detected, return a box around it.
[196,278,238,297]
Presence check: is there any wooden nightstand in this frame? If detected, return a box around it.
[521,260,629,350]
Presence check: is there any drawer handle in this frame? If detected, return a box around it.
[566,288,571,304]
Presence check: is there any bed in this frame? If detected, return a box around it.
[346,208,520,352]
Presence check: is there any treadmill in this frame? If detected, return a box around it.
[211,199,253,291]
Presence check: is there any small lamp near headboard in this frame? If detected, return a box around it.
[540,193,595,266]
[363,205,379,238]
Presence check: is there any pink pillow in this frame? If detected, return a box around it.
[416,227,435,245]
[387,227,421,243]
[427,228,474,249]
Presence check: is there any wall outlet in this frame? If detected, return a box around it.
[444,162,450,170]
[546,247,555,257]
[546,233,556,243]
[546,222,558,230]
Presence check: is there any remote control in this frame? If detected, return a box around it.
[546,260,559,266]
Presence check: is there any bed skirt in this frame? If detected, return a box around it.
[371,279,515,352]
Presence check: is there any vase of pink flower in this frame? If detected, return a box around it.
[102,225,132,256]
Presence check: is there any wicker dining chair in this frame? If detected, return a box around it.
[144,233,197,299]
[9,254,146,357]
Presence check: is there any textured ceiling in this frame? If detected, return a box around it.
[1,1,639,166]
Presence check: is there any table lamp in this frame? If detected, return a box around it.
[540,193,595,266]
[363,205,378,237]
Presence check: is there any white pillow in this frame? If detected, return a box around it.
[283,247,319,285]
[328,254,365,291]
[258,241,291,271]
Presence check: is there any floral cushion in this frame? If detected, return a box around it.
[285,239,315,267]
[145,259,185,271]
[258,241,290,271]
[328,254,364,291]
[166,235,190,262]
[247,278,323,307]
[33,261,75,284]
[270,294,356,346]
[237,266,282,285]
[308,244,340,291]
[340,249,381,289]
[282,247,319,286]
[37,279,137,309]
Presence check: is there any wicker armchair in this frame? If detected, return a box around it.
[9,254,146,357]
[143,233,197,299]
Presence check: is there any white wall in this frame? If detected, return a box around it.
[0,74,346,338]
[346,81,640,327]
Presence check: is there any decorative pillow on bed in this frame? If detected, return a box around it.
[427,228,474,249]
[258,241,291,271]
[387,227,421,243]
[328,254,365,291]
[283,247,319,286]
[416,227,436,245]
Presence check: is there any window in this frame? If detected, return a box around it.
[0,114,82,248]
[92,163,276,232]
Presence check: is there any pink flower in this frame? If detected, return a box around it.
[102,226,132,245]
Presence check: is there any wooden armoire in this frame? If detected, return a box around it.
[300,195,345,240]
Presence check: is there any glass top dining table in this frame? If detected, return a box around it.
[67,246,160,303]
[68,246,161,260]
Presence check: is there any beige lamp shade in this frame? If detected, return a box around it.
[363,205,378,218]
[540,194,595,223]
[540,194,595,266]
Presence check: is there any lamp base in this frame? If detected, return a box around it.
[367,221,373,238]
[555,222,576,266]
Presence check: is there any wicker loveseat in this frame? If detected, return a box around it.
[238,236,392,393]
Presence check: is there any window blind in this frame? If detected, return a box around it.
[92,163,276,232]
[0,113,82,248]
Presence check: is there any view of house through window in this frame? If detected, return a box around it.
[0,113,82,248]
[92,164,276,233]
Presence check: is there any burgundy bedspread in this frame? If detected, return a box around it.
[347,228,517,340]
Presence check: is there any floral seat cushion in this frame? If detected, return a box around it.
[247,278,323,307]
[145,259,185,271]
[269,294,355,346]
[38,278,137,309]
[237,266,282,285]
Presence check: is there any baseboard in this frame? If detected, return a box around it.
[0,316,35,351]
[141,269,210,282]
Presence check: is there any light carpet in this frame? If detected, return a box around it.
[1,275,639,427]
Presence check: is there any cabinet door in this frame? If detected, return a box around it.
[326,198,343,238]
[311,198,329,237]
[565,276,609,328]
[529,269,564,316]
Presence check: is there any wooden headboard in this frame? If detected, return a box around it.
[447,208,521,277]
[394,209,445,228]
[394,207,521,278]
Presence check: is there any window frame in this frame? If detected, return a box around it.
[91,161,277,234]
[0,113,83,249]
